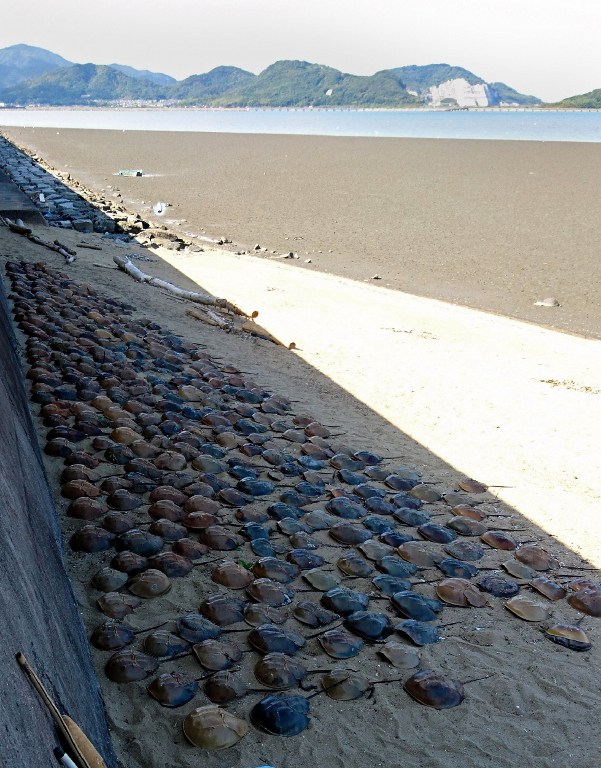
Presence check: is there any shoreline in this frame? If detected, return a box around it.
[2,126,600,339]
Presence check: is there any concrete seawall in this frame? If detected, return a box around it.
[0,273,117,766]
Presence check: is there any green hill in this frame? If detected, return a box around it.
[551,88,601,108]
[391,63,484,93]
[109,63,176,86]
[0,63,167,105]
[489,82,542,105]
[0,43,71,90]
[212,60,420,108]
[170,66,255,103]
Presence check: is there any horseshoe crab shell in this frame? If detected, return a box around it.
[252,557,300,584]
[567,585,601,617]
[395,620,441,646]
[183,705,248,749]
[391,591,443,621]
[478,574,520,598]
[90,620,135,651]
[192,639,243,670]
[436,578,488,607]
[199,595,246,626]
[515,545,560,571]
[91,566,128,592]
[404,669,465,709]
[177,614,222,643]
[543,624,592,651]
[105,650,159,682]
[248,624,305,655]
[320,669,371,700]
[70,525,116,553]
[321,587,369,616]
[344,611,394,641]
[481,530,517,551]
[378,641,421,669]
[529,577,567,601]
[505,595,551,622]
[144,630,191,658]
[97,592,141,619]
[254,653,307,690]
[212,560,254,589]
[318,628,364,659]
[245,603,290,627]
[250,694,310,737]
[128,569,172,598]
[147,672,199,707]
[292,601,338,628]
[204,670,248,703]
[302,568,340,592]
[247,578,292,607]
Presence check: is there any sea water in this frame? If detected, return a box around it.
[1,108,600,142]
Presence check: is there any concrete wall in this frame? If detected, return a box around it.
[0,275,117,767]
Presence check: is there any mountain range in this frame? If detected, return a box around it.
[0,43,590,108]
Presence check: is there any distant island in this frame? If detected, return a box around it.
[0,43,596,109]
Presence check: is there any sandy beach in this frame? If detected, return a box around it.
[2,126,601,338]
[0,129,599,768]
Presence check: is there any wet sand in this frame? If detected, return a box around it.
[3,126,601,338]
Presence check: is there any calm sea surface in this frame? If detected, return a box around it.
[1,108,600,142]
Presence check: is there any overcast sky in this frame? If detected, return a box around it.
[1,0,599,102]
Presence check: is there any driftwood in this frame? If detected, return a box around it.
[186,307,232,329]
[77,242,103,250]
[240,319,296,349]
[113,254,247,316]
[3,218,76,262]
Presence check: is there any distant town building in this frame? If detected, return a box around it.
[428,78,492,107]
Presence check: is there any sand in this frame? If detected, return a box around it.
[2,126,601,338]
[0,128,600,768]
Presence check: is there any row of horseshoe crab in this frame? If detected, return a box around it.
[5,259,599,750]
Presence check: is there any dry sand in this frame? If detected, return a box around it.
[2,126,601,338]
[0,129,600,768]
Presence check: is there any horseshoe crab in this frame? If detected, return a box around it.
[91,566,128,592]
[529,577,567,601]
[144,630,191,657]
[110,551,148,576]
[337,552,375,578]
[515,545,560,571]
[245,604,290,627]
[248,624,305,655]
[193,639,243,670]
[97,592,141,619]
[404,669,465,709]
[172,539,209,561]
[321,587,369,616]
[148,551,194,577]
[247,578,293,607]
[252,557,300,584]
[567,585,601,617]
[128,568,172,598]
[115,529,163,557]
[200,595,246,625]
[481,530,517,550]
[417,524,457,544]
[320,669,371,700]
[436,578,488,607]
[377,556,418,577]
[183,705,248,749]
[254,653,308,690]
[201,525,244,551]
[293,601,338,628]
[478,574,520,598]
[212,561,254,589]
[318,628,364,659]
[505,595,551,622]
[105,649,159,682]
[398,542,439,568]
[446,517,486,537]
[444,539,485,562]
[250,694,310,737]
[378,641,421,669]
[372,575,411,596]
[302,569,340,592]
[326,497,365,520]
[70,525,116,553]
[90,620,135,651]
[502,559,536,580]
[204,670,248,703]
[436,558,479,579]
[147,672,199,707]
[543,624,592,652]
[359,539,394,562]
[177,614,222,642]
[344,611,394,641]
[391,592,444,622]
[329,522,372,545]
[394,508,429,527]
[395,620,441,646]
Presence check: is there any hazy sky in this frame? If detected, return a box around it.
[1,0,599,101]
